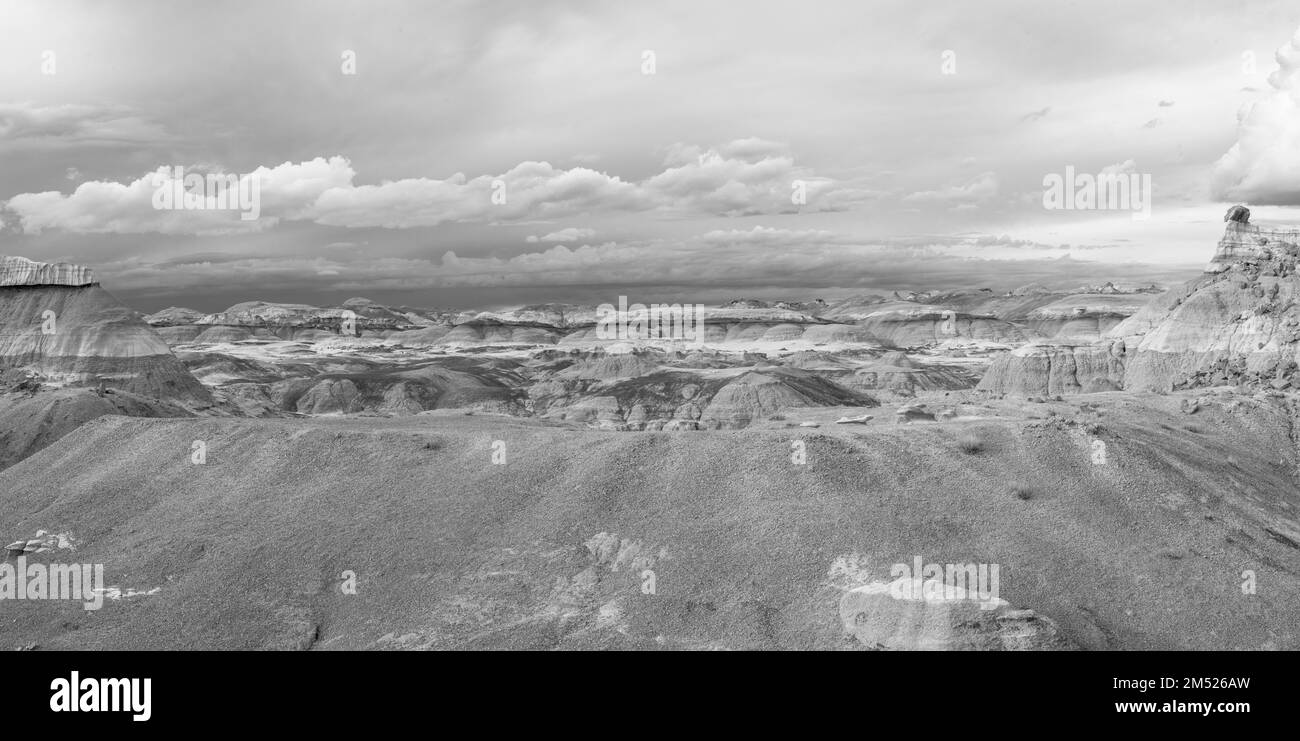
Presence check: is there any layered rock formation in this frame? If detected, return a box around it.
[978,341,1126,395]
[442,320,567,346]
[139,284,1157,415]
[982,215,1300,395]
[695,367,876,428]
[277,363,523,416]
[841,302,1028,347]
[826,350,976,397]
[527,356,877,430]
[0,256,208,402]
[148,285,1159,357]
[848,286,1157,334]
[0,256,96,287]
[1202,220,1300,273]
[145,298,461,343]
[1117,255,1300,391]
[1023,294,1152,342]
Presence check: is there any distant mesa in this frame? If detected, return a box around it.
[0,255,208,403]
[114,258,1185,419]
[134,281,1163,422]
[0,256,97,287]
[146,306,207,325]
[1010,283,1052,296]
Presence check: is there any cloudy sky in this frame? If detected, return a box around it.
[2,0,1300,311]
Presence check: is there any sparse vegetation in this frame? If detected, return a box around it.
[1011,483,1035,500]
[768,413,787,421]
[423,440,443,450]
[956,433,984,454]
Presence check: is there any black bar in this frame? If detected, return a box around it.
[4,650,1286,729]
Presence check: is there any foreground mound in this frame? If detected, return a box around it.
[0,388,193,470]
[1,392,1296,650]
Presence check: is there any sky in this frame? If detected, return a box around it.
[2,0,1300,312]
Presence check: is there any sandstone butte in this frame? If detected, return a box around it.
[980,208,1300,396]
[0,255,209,402]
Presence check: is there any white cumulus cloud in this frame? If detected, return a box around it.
[3,139,874,235]
[1212,26,1300,205]
[526,227,597,243]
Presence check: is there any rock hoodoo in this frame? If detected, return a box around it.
[1224,204,1251,224]
[1206,218,1300,274]
[982,215,1300,395]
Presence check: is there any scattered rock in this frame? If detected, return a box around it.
[894,404,936,424]
[4,539,45,555]
[838,578,1072,650]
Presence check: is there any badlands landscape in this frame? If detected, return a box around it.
[2,213,1299,650]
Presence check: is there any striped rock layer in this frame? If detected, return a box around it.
[0,256,97,287]
[0,257,208,402]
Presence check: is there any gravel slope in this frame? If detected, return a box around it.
[1,394,1297,650]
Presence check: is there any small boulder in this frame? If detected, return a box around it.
[895,404,936,424]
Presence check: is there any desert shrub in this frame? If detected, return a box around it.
[769,413,787,421]
[1010,483,1035,500]
[956,433,984,454]
[423,440,443,450]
